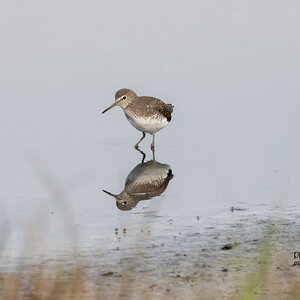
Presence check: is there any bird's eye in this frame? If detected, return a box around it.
[122,96,127,100]
[123,201,128,205]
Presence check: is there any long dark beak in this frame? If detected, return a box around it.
[102,103,116,114]
[103,190,117,198]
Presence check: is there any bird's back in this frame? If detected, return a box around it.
[129,96,173,122]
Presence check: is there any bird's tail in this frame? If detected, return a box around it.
[166,104,174,113]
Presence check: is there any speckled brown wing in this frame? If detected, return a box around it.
[133,96,173,122]
[128,169,173,200]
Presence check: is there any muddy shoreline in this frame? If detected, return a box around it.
[1,209,300,299]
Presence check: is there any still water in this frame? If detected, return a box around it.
[1,96,299,263]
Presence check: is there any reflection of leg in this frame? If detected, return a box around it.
[151,134,155,150]
[135,146,146,163]
[135,132,146,148]
[151,145,156,162]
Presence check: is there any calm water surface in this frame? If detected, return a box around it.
[1,101,299,262]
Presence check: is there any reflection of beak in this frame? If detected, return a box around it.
[103,189,117,198]
[102,103,116,114]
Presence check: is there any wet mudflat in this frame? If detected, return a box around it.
[1,205,300,299]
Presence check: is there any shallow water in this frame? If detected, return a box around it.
[0,102,299,262]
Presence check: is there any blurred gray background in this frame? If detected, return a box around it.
[0,1,299,254]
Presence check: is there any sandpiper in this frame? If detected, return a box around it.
[102,89,173,149]
[103,159,173,210]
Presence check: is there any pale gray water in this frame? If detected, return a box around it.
[0,1,300,264]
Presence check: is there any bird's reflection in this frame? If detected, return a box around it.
[103,148,173,211]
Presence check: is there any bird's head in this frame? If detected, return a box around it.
[102,88,137,114]
[102,189,138,211]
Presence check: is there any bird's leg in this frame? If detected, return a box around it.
[134,132,146,148]
[151,134,155,150]
[151,144,156,162]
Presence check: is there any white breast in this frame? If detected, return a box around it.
[125,114,168,135]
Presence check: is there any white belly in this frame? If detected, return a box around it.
[125,114,168,135]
